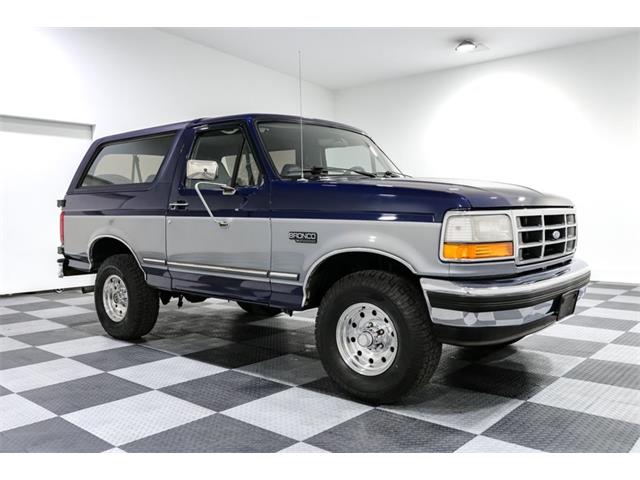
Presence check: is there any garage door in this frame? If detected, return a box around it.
[0,115,94,294]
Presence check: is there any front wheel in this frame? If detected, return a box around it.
[95,254,159,340]
[315,270,442,404]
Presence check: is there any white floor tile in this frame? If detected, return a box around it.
[250,316,313,331]
[0,296,48,307]
[0,358,101,392]
[456,435,542,453]
[110,357,226,389]
[0,307,17,316]
[591,344,640,366]
[577,298,603,308]
[223,387,372,441]
[63,391,213,446]
[0,319,66,337]
[382,384,523,435]
[483,349,585,377]
[581,307,640,322]
[531,378,640,425]
[587,287,628,296]
[27,306,93,319]
[288,315,316,323]
[537,323,623,343]
[611,295,640,305]
[57,296,95,306]
[0,394,56,432]
[279,442,329,453]
[102,447,127,453]
[238,354,327,386]
[631,324,640,334]
[39,336,130,357]
[0,337,30,353]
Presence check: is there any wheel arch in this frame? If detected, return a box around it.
[88,235,146,278]
[302,248,418,309]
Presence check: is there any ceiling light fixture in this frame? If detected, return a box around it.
[455,40,478,53]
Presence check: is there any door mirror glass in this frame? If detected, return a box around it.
[186,159,218,181]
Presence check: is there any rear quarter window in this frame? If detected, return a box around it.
[80,133,175,187]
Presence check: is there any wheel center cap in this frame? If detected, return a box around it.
[357,332,374,348]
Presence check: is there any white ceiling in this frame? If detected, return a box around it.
[163,27,636,90]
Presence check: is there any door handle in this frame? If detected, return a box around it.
[168,201,189,210]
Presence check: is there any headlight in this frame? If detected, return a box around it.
[442,213,513,261]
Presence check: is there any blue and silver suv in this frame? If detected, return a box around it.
[58,114,590,403]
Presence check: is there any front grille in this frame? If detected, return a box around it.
[515,208,577,265]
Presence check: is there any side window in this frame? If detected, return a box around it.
[187,128,262,188]
[81,134,174,187]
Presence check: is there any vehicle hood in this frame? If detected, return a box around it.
[325,176,574,209]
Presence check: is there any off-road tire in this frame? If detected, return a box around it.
[236,301,282,317]
[315,270,442,404]
[95,254,159,340]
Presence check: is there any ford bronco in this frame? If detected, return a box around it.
[58,114,590,403]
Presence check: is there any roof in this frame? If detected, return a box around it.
[94,113,366,145]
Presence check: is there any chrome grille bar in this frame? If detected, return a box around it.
[514,208,577,265]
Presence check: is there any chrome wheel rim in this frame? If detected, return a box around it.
[102,274,128,322]
[336,302,398,376]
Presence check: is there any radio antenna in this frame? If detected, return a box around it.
[297,50,306,182]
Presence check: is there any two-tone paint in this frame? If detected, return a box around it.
[62,113,579,312]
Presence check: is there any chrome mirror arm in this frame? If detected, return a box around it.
[194,181,235,227]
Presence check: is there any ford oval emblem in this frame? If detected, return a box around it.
[552,230,561,240]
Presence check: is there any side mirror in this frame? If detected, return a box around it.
[186,159,218,181]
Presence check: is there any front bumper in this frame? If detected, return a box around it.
[421,259,591,346]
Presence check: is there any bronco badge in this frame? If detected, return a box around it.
[289,231,318,244]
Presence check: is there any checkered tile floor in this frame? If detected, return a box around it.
[1,281,639,452]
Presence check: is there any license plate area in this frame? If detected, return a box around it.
[556,290,579,320]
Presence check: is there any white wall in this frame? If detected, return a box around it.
[335,33,640,283]
[0,27,334,295]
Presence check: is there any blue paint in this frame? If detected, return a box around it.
[64,113,573,308]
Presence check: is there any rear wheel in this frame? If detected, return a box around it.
[315,270,442,404]
[236,301,282,317]
[95,254,159,340]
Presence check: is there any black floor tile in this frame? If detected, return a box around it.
[122,414,296,452]
[8,301,67,312]
[582,293,618,301]
[0,347,60,370]
[600,302,640,313]
[307,409,474,452]
[243,329,319,359]
[72,345,173,370]
[0,417,112,453]
[561,315,637,332]
[13,327,92,347]
[515,334,606,357]
[185,342,283,369]
[564,359,640,390]
[484,402,640,452]
[0,385,11,396]
[613,332,640,347]
[437,363,557,400]
[0,312,40,324]
[162,370,289,411]
[20,373,149,415]
[52,313,100,326]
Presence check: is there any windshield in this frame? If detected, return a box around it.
[258,122,404,179]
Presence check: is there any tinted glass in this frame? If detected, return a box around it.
[258,122,402,179]
[81,134,174,187]
[188,128,262,188]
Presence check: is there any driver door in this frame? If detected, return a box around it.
[165,124,271,302]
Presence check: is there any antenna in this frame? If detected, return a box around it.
[298,50,306,182]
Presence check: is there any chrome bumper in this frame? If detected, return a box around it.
[420,259,590,346]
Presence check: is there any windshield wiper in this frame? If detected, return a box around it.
[308,166,376,178]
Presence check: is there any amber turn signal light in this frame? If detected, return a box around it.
[443,242,513,260]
